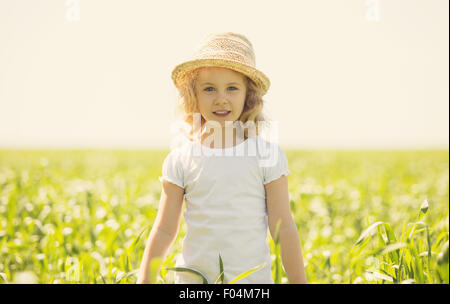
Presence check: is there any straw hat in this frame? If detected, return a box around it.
[171,32,271,96]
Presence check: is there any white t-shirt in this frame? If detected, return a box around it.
[158,135,290,284]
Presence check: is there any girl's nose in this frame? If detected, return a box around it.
[214,95,228,106]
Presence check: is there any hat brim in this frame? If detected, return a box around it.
[171,58,270,96]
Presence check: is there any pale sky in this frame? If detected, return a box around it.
[0,0,448,149]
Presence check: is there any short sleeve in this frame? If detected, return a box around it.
[158,149,184,188]
[262,145,291,185]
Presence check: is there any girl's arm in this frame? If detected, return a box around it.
[265,175,307,284]
[136,180,185,284]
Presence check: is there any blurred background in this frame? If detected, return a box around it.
[0,0,448,150]
[0,0,448,286]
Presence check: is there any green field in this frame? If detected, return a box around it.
[0,150,448,284]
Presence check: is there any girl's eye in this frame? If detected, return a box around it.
[203,87,238,92]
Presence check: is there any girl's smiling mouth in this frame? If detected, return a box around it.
[213,111,231,117]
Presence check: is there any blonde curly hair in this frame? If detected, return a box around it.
[174,67,268,142]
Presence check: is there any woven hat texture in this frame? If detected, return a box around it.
[171,32,270,95]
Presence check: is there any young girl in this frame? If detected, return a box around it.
[137,32,307,284]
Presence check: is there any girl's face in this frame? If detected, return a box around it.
[195,67,247,127]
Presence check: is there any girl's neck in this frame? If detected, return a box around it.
[200,125,245,149]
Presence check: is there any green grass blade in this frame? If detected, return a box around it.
[273,218,282,284]
[218,253,224,284]
[355,221,384,246]
[115,269,139,283]
[228,262,266,284]
[127,224,151,253]
[383,223,397,244]
[166,266,209,284]
[149,257,163,284]
[418,199,429,220]
[0,272,9,284]
[214,271,225,284]
[367,270,394,282]
[368,242,407,257]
